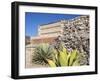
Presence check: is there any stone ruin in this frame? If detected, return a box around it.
[54,16,90,65]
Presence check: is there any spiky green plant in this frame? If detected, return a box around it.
[32,43,55,65]
[32,43,80,67]
[47,46,80,67]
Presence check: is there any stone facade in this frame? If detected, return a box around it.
[31,21,64,45]
[31,36,57,45]
[55,16,90,65]
[38,21,64,37]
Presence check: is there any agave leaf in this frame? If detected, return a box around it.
[66,53,71,66]
[53,49,58,60]
[59,51,67,66]
[72,60,80,66]
[41,43,49,53]
[62,47,68,56]
[52,49,58,65]
[46,59,56,67]
[69,49,78,66]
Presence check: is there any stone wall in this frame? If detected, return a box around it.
[55,16,90,65]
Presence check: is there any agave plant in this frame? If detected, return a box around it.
[32,43,55,65]
[32,43,80,67]
[47,46,80,67]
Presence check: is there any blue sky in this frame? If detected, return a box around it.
[25,12,82,37]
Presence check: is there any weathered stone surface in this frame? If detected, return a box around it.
[54,16,90,65]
